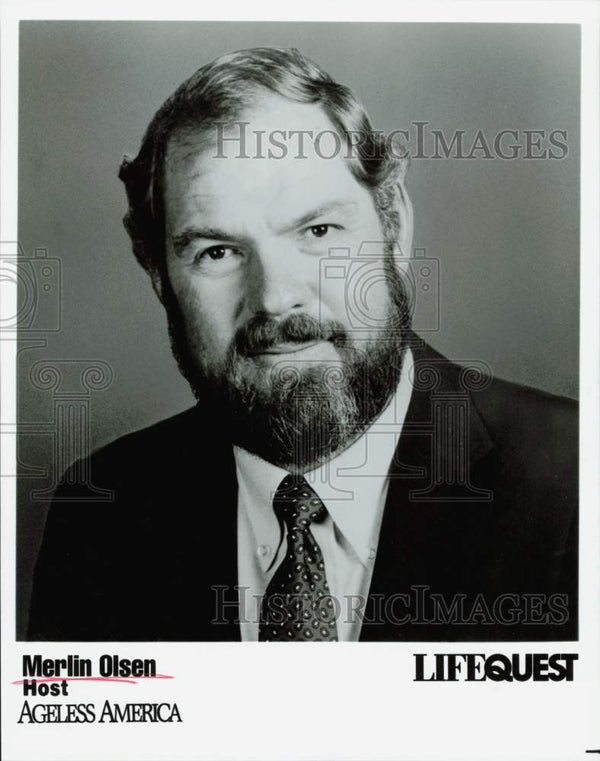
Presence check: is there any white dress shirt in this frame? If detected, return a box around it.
[235,348,414,642]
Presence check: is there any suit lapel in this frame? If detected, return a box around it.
[360,337,496,641]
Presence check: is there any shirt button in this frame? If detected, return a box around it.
[257,545,270,557]
[368,548,376,561]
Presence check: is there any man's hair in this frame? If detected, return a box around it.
[119,46,408,278]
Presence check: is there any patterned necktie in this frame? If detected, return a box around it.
[259,474,339,642]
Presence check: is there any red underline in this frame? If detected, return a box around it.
[12,674,174,685]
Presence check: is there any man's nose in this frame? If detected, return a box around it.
[246,244,312,317]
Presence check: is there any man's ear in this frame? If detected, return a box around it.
[384,140,413,260]
[150,270,165,303]
[395,177,414,261]
[387,165,414,290]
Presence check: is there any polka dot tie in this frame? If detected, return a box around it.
[259,475,339,642]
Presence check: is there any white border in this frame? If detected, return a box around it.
[1,3,599,760]
[0,0,597,23]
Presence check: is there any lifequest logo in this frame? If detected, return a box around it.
[213,121,569,161]
[414,653,578,682]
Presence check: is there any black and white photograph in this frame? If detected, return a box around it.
[2,4,598,761]
[19,20,580,643]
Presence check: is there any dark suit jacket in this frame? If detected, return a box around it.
[27,338,578,641]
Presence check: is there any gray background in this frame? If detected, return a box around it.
[16,21,580,637]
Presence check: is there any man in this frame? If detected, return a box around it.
[28,47,577,642]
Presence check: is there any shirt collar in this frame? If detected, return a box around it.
[234,347,414,569]
[234,449,290,569]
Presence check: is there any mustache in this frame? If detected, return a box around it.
[233,313,348,356]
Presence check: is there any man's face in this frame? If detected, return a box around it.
[162,94,408,470]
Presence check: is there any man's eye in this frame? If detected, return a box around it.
[199,245,235,261]
[309,224,331,238]
[192,245,243,275]
[194,245,242,265]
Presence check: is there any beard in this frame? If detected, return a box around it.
[163,257,411,472]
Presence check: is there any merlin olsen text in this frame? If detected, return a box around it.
[21,654,157,696]
[23,654,155,678]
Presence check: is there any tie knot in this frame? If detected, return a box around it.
[273,475,327,529]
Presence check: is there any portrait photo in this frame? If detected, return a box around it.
[14,20,580,643]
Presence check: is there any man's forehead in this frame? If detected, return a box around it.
[164,163,369,238]
[162,98,369,228]
[164,95,348,172]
